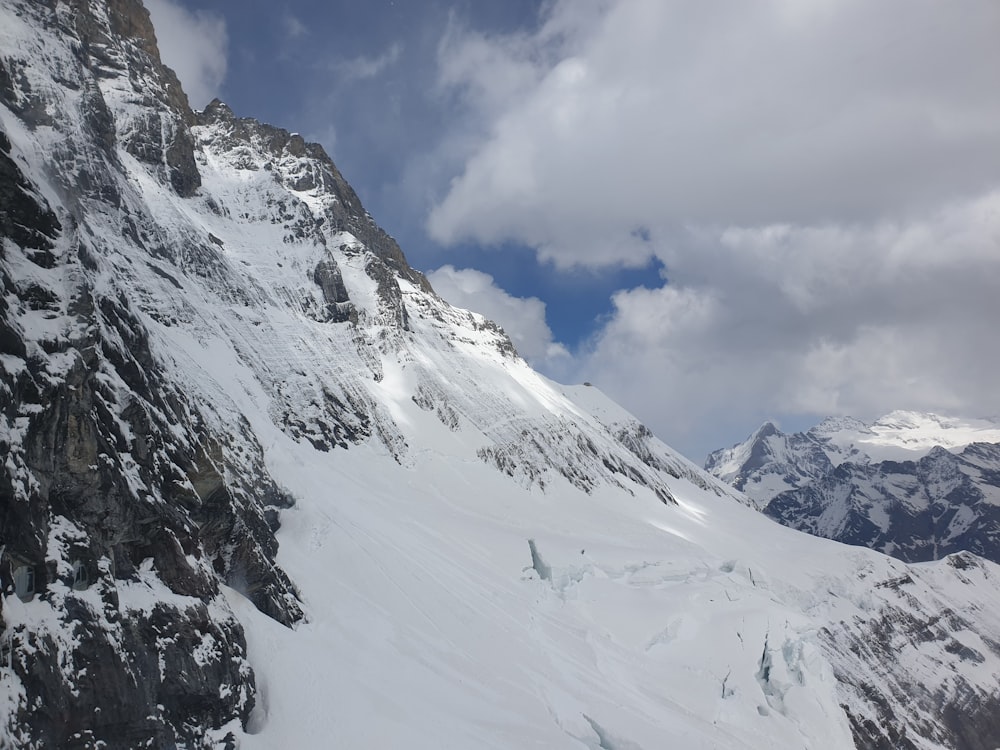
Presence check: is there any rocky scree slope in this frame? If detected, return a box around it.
[706,416,1000,564]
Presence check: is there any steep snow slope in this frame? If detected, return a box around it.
[4,1,1000,748]
[225,420,1000,750]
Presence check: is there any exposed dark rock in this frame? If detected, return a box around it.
[477,418,677,504]
[4,593,252,750]
[0,256,301,739]
[412,383,461,431]
[313,253,356,323]
[196,98,434,294]
[67,0,201,195]
[0,131,62,252]
[764,445,1000,565]
[0,0,304,744]
[822,570,1000,750]
[366,254,410,331]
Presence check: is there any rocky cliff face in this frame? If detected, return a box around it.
[704,420,839,509]
[766,443,1000,564]
[0,1,301,745]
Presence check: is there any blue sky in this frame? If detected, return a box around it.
[147,0,1000,462]
[203,0,663,348]
[146,0,663,348]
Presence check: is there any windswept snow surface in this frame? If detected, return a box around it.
[230,430,856,749]
[221,401,1000,749]
[816,411,1000,464]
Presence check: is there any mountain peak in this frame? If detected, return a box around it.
[199,97,235,122]
[707,412,1000,570]
[753,420,781,439]
[704,419,835,507]
[810,415,870,436]
[710,412,1000,506]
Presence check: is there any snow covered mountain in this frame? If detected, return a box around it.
[765,443,1000,563]
[704,420,842,510]
[706,415,1000,564]
[3,2,1000,748]
[705,412,1000,509]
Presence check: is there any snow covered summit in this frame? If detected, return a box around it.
[706,414,1000,565]
[706,411,1000,509]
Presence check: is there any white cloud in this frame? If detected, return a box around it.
[283,14,308,41]
[429,0,1000,268]
[424,0,1000,459]
[334,43,403,84]
[578,191,1000,460]
[145,0,227,109]
[427,265,570,371]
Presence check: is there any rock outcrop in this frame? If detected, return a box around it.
[1,1,300,745]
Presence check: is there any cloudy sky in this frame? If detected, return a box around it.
[146,0,1000,462]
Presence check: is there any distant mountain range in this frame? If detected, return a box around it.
[705,412,1000,562]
